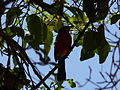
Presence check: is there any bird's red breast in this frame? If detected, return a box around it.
[54,26,72,61]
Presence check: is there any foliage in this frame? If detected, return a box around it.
[0,0,120,89]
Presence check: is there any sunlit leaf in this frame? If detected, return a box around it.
[64,15,76,26]
[54,17,63,32]
[55,87,62,90]
[65,6,84,21]
[40,86,46,90]
[67,79,76,88]
[74,34,83,47]
[50,81,54,87]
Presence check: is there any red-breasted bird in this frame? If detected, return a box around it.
[54,26,72,81]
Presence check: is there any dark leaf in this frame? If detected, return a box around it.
[12,56,18,66]
[10,26,24,38]
[111,14,120,24]
[48,3,61,15]
[3,26,23,38]
[96,0,109,20]
[96,24,106,46]
[97,42,110,64]
[96,24,110,63]
[83,30,98,51]
[3,27,16,37]
[26,14,41,38]
[24,34,39,49]
[83,0,96,22]
[80,47,95,61]
[6,7,22,26]
[26,14,48,49]
[40,19,48,42]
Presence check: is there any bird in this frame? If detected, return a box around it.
[54,26,72,81]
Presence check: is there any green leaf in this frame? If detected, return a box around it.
[96,24,110,63]
[42,23,47,41]
[111,14,120,24]
[53,18,63,32]
[80,47,95,61]
[65,6,84,21]
[26,14,42,50]
[97,42,110,64]
[13,56,18,66]
[26,14,41,38]
[83,30,98,51]
[74,34,83,47]
[48,3,61,15]
[40,86,47,90]
[6,7,22,26]
[64,14,76,26]
[44,31,53,61]
[40,19,48,43]
[26,14,48,49]
[50,81,54,87]
[3,27,16,37]
[24,34,39,50]
[55,87,62,90]
[3,26,24,38]
[67,79,76,88]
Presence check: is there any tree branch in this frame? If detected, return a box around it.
[0,29,50,90]
[31,21,90,89]
[30,0,54,14]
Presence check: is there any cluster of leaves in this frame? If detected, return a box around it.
[0,0,120,90]
[80,24,110,63]
[83,0,109,22]
[0,64,29,90]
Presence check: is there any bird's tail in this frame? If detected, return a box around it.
[57,59,66,81]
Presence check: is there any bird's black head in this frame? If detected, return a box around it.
[59,26,73,33]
